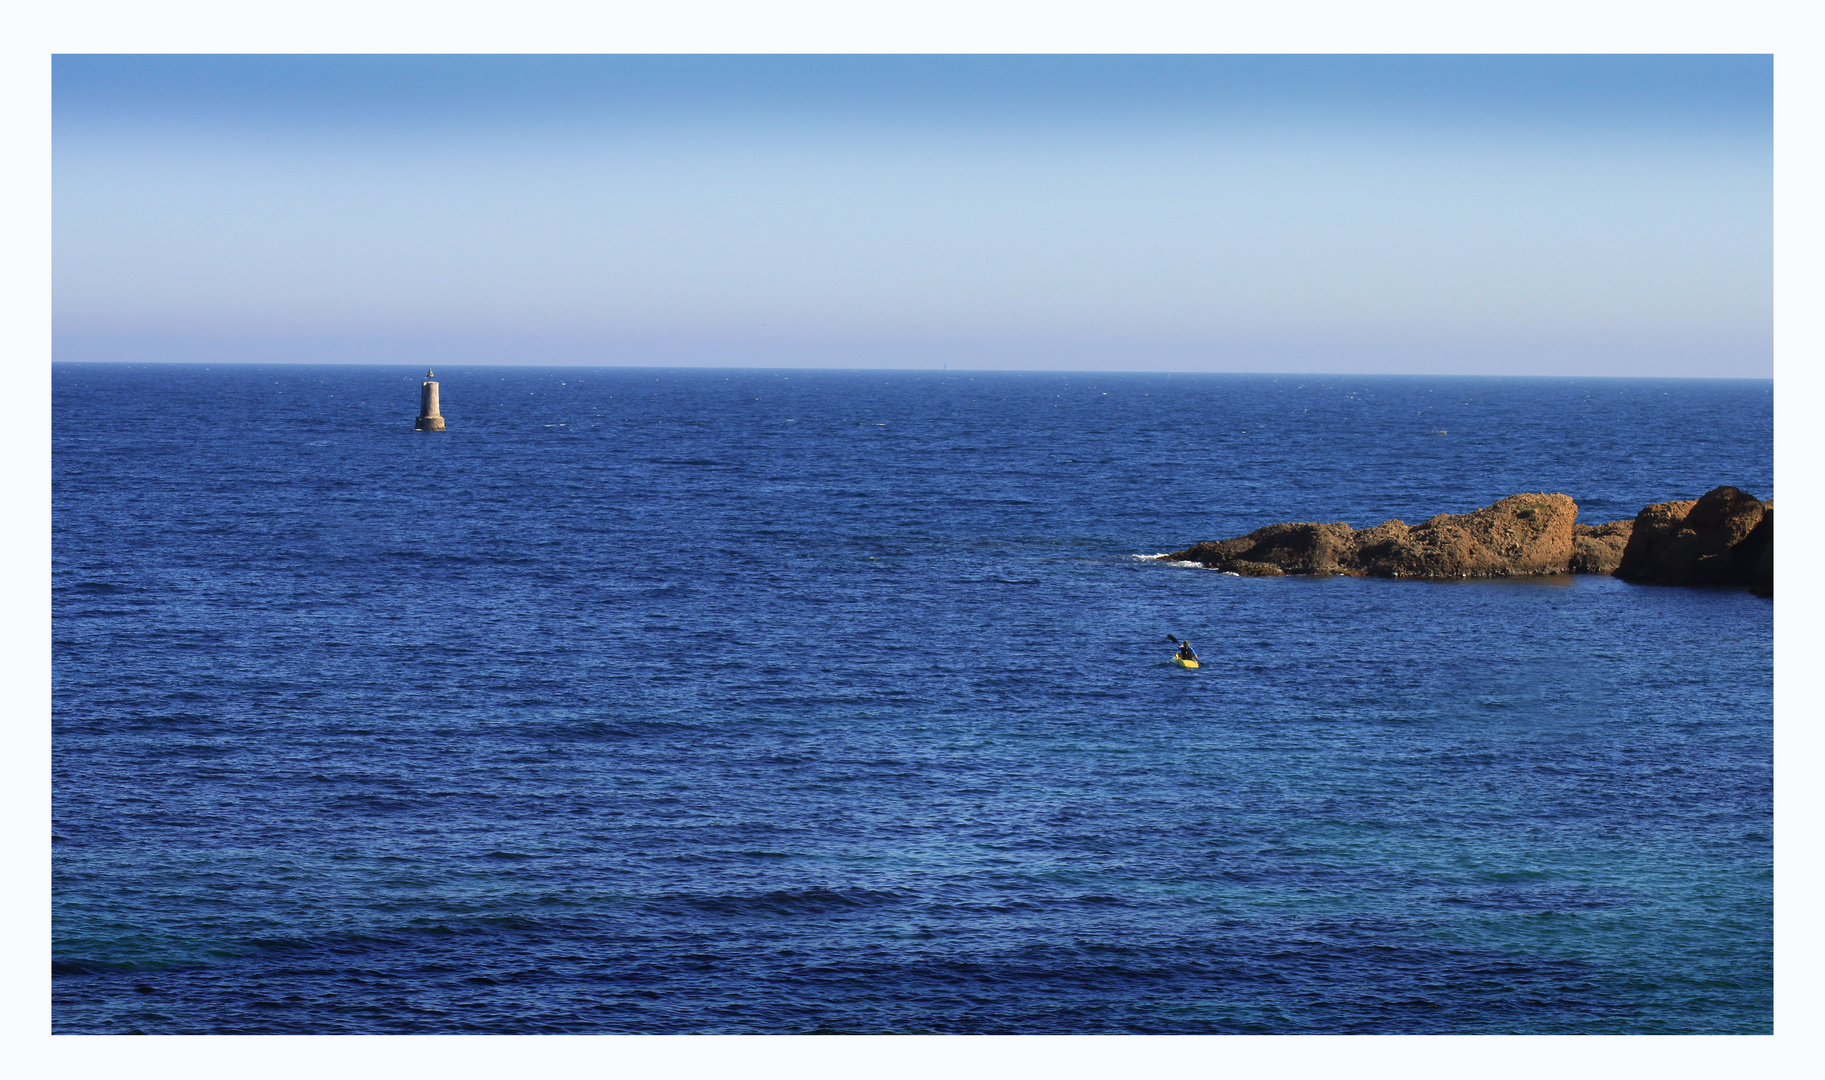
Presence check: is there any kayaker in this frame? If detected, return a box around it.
[1176,640,1197,662]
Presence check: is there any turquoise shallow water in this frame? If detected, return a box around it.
[52,365,1772,1032]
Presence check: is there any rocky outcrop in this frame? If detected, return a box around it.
[1570,521,1634,574]
[1163,487,1770,596]
[1354,494,1580,577]
[1742,510,1774,598]
[1614,487,1772,596]
[1165,493,1611,579]
[1168,522,1356,577]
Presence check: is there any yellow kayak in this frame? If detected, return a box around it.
[1173,656,1200,669]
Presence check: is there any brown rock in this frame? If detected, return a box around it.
[1163,486,1770,594]
[1616,498,1698,571]
[1168,521,1357,575]
[1615,487,1771,594]
[1354,494,1578,578]
[1740,504,1773,597]
[1569,520,1634,574]
[1165,493,1580,579]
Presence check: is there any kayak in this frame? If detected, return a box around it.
[1173,656,1200,669]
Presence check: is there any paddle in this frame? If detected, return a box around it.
[1165,634,1198,660]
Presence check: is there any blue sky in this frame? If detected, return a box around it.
[52,55,1771,375]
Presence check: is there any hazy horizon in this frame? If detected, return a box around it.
[54,55,1772,377]
[49,359,1775,381]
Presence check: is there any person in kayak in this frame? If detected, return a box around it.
[1175,640,1197,662]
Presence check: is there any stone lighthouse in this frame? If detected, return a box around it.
[415,369,446,431]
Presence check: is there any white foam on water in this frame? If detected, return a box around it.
[1134,554,1207,569]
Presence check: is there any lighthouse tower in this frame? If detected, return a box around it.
[415,369,446,431]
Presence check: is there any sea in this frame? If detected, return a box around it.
[51,364,1773,1034]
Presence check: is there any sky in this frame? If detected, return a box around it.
[52,54,1772,375]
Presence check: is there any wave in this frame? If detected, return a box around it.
[654,887,908,917]
[1133,554,1207,569]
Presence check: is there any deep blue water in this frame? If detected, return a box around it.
[52,364,1772,1034]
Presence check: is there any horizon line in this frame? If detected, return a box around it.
[50,359,1774,381]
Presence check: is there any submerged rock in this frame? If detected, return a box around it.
[1614,487,1772,596]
